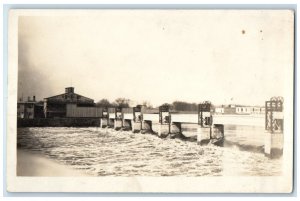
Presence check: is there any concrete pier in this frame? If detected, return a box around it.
[197,127,211,145]
[100,118,108,128]
[157,124,170,137]
[264,132,283,158]
[131,120,142,132]
[264,98,284,158]
[114,119,123,130]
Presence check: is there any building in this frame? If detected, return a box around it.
[43,87,95,118]
[223,104,237,114]
[66,103,103,118]
[236,106,265,114]
[17,96,36,119]
[214,107,224,114]
[235,106,252,114]
[17,96,44,119]
[214,104,265,115]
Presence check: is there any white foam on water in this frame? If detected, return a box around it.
[17,127,282,176]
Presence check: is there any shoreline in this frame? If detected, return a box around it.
[17,149,89,177]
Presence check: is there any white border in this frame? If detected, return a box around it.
[6,8,294,194]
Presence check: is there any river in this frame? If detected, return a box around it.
[17,127,282,176]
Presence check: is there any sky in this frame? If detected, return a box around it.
[17,10,294,107]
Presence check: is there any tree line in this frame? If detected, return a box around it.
[160,101,199,111]
[96,98,153,109]
[96,98,207,112]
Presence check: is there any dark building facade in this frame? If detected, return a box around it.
[17,96,36,119]
[17,96,44,119]
[43,87,95,118]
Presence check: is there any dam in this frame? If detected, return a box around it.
[18,98,284,159]
[96,99,284,158]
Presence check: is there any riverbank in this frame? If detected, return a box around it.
[17,149,88,176]
[17,117,100,127]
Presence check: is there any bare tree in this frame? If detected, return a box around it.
[114,98,131,108]
[141,101,153,109]
[96,99,111,108]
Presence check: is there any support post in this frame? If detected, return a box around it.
[264,97,284,158]
[197,101,213,145]
[100,118,108,128]
[197,126,202,145]
[100,107,108,128]
[132,106,142,132]
[158,105,171,137]
[112,106,122,130]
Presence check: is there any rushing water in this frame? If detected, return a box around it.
[17,127,282,176]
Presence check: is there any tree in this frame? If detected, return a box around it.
[160,103,174,110]
[96,99,111,108]
[114,98,131,108]
[172,101,198,111]
[141,101,153,109]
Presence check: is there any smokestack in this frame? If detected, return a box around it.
[27,96,30,102]
[33,96,36,102]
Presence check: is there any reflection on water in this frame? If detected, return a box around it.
[17,127,282,176]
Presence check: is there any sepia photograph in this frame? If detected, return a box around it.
[6,9,294,193]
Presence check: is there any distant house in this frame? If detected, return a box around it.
[214,107,224,114]
[224,104,236,114]
[235,106,252,114]
[214,104,265,115]
[236,106,265,114]
[17,96,43,119]
[43,87,95,118]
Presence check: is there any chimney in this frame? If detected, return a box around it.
[65,87,74,94]
[33,96,36,102]
[27,96,30,101]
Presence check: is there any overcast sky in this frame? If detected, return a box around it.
[18,10,294,107]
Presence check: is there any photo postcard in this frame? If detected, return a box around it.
[6,9,294,193]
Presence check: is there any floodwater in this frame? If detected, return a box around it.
[17,127,282,176]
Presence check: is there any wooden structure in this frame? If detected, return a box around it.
[44,87,95,118]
